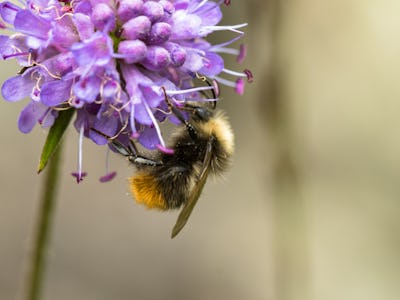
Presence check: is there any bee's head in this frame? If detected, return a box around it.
[191,106,214,123]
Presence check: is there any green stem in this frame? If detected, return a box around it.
[25,143,63,300]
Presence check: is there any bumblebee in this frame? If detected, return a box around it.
[100,92,234,238]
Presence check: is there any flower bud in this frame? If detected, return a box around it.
[122,15,151,40]
[118,40,148,64]
[148,22,171,44]
[117,0,144,23]
[92,3,116,31]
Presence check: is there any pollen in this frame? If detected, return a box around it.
[129,173,168,210]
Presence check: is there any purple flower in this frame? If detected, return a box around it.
[1,0,251,182]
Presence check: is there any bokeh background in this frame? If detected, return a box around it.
[1,1,400,299]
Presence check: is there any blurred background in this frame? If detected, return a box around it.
[1,0,400,299]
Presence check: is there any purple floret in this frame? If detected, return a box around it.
[0,0,251,182]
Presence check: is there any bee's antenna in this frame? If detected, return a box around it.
[195,73,219,109]
[204,78,219,109]
[161,87,198,140]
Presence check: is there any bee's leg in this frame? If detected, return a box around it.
[91,128,163,167]
[127,139,163,166]
[106,137,133,157]
[161,87,198,140]
[128,156,162,167]
[176,112,198,140]
[109,139,163,167]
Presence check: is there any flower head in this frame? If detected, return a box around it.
[0,0,251,181]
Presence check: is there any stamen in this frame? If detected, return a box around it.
[34,61,62,79]
[244,69,254,82]
[165,85,215,96]
[156,144,175,154]
[71,171,87,182]
[186,97,219,103]
[114,119,130,140]
[212,79,220,97]
[155,106,172,115]
[203,23,248,34]
[129,101,138,137]
[100,172,116,182]
[60,6,73,14]
[53,104,73,111]
[198,75,220,99]
[31,84,41,101]
[210,34,243,52]
[237,44,247,63]
[213,47,239,56]
[38,108,51,125]
[3,51,30,60]
[130,131,140,139]
[54,6,73,20]
[222,68,249,78]
[110,98,131,112]
[2,2,19,12]
[142,99,166,148]
[192,0,208,12]
[213,70,252,94]
[235,78,244,95]
[99,148,117,182]
[182,46,206,57]
[72,124,86,183]
[195,72,207,81]
[94,94,104,105]
[213,76,236,88]
[192,0,225,16]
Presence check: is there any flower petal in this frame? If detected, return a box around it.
[71,32,112,67]
[92,3,116,32]
[73,13,94,40]
[137,125,159,149]
[1,74,35,102]
[199,52,224,76]
[0,2,20,24]
[171,11,201,40]
[134,100,153,125]
[0,34,9,59]
[18,101,47,133]
[52,15,79,50]
[196,2,222,27]
[40,109,57,128]
[90,112,119,145]
[140,85,163,108]
[73,75,101,103]
[182,50,204,72]
[74,1,92,15]
[40,80,73,106]
[14,9,51,40]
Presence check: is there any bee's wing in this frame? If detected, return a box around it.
[171,138,214,238]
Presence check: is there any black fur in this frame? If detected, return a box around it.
[134,109,231,209]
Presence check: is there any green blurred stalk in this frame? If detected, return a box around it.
[25,144,63,300]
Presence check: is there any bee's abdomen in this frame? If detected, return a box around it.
[130,165,195,210]
[130,173,168,210]
[155,165,194,209]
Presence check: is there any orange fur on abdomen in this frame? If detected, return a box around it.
[129,173,168,210]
